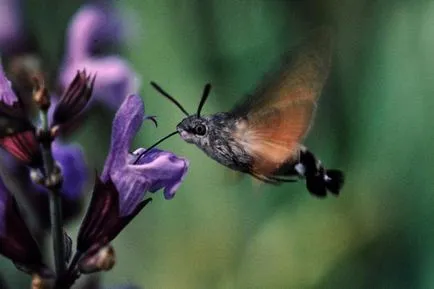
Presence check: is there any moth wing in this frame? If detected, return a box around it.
[232,28,332,116]
[234,101,316,175]
[232,28,332,175]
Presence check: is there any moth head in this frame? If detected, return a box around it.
[176,115,209,144]
[147,81,212,149]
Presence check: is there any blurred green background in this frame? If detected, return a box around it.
[3,0,434,288]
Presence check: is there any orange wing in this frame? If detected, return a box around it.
[232,28,332,176]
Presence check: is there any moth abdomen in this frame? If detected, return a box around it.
[272,147,344,197]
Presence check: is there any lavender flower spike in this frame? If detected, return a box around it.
[77,94,188,259]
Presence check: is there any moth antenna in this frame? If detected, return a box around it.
[133,131,179,164]
[150,81,190,117]
[197,83,212,117]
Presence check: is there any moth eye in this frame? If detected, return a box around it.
[194,124,207,136]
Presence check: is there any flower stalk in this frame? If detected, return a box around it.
[33,76,66,279]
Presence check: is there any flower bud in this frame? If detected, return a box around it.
[52,70,95,128]
[32,74,50,111]
[31,274,47,289]
[79,245,116,274]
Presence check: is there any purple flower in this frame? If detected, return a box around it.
[0,63,92,175]
[64,3,121,62]
[102,94,189,212]
[77,94,188,257]
[0,176,52,277]
[0,143,87,226]
[60,4,139,109]
[0,62,32,121]
[52,141,88,200]
[0,62,89,221]
[30,141,88,223]
[0,62,17,106]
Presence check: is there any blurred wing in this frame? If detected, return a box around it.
[232,28,332,175]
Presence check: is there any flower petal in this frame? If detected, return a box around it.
[101,94,144,181]
[60,57,139,109]
[0,63,18,106]
[0,63,35,137]
[130,148,189,200]
[109,148,188,216]
[108,147,187,215]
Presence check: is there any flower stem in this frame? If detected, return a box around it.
[55,251,82,289]
[68,251,82,273]
[49,187,65,275]
[39,111,66,278]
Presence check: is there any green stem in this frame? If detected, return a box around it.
[39,111,66,279]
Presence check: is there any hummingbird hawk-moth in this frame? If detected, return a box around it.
[138,29,344,197]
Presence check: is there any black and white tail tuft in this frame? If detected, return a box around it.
[324,169,344,195]
[306,169,344,197]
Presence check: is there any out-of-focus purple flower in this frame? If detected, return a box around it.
[64,4,121,62]
[60,4,139,109]
[0,0,24,54]
[0,61,89,223]
[51,141,88,200]
[29,140,88,222]
[0,62,31,120]
[0,63,93,174]
[76,94,188,258]
[0,62,17,106]
[0,141,87,227]
[0,176,53,277]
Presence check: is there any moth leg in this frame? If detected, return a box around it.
[249,172,279,184]
[269,176,298,183]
